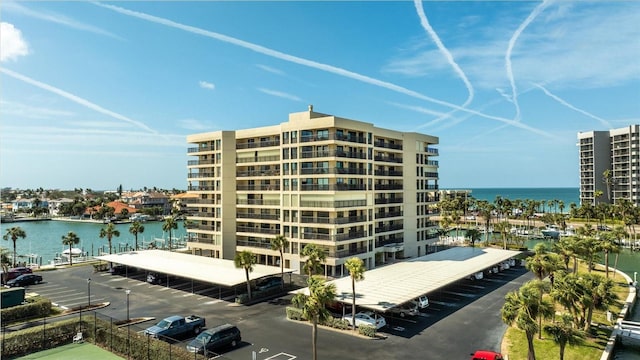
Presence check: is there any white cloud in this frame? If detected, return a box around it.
[199,81,215,90]
[257,88,302,102]
[256,64,284,75]
[3,2,122,40]
[0,22,30,62]
[178,118,211,131]
[0,100,74,119]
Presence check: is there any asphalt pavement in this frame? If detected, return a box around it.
[22,263,532,360]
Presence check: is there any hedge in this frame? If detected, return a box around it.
[1,298,52,324]
[285,306,375,337]
[1,316,208,360]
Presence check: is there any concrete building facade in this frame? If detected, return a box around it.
[185,107,440,276]
[578,125,640,206]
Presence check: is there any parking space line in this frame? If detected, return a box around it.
[263,352,297,360]
[441,291,477,298]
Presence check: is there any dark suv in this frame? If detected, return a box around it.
[256,277,283,291]
[186,324,241,354]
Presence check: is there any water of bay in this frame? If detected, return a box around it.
[3,219,187,266]
[465,187,580,208]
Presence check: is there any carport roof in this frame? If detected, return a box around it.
[97,250,292,287]
[293,247,521,313]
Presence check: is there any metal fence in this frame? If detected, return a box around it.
[1,310,232,360]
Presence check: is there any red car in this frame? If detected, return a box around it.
[10,267,33,275]
[471,350,504,360]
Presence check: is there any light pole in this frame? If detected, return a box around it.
[126,289,131,359]
[87,278,91,308]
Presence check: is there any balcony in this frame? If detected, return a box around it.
[375,224,404,233]
[299,200,367,208]
[188,145,214,153]
[236,139,280,149]
[330,246,368,258]
[301,184,367,191]
[237,212,280,220]
[236,184,281,191]
[300,167,367,176]
[237,226,280,235]
[236,169,280,177]
[236,155,280,163]
[374,183,403,190]
[374,170,403,177]
[374,155,403,163]
[188,173,216,179]
[374,140,403,150]
[374,197,404,204]
[236,199,280,206]
[375,211,403,219]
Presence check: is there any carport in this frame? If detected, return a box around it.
[293,247,521,313]
[96,249,293,287]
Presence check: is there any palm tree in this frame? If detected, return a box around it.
[552,237,578,272]
[543,313,585,360]
[598,229,622,278]
[494,220,511,249]
[3,226,26,267]
[234,250,256,300]
[579,273,618,333]
[129,221,145,250]
[270,235,289,288]
[292,276,337,360]
[344,257,365,331]
[61,231,80,266]
[1,247,12,283]
[301,244,326,277]
[99,222,120,255]
[501,281,553,360]
[162,216,178,251]
[550,272,582,323]
[466,228,482,248]
[526,243,562,281]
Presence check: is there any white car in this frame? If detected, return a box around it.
[411,295,430,309]
[342,311,386,330]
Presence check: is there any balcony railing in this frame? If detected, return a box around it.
[237,212,280,220]
[374,155,403,163]
[300,215,367,224]
[374,140,403,150]
[375,224,403,233]
[374,183,403,190]
[188,145,214,153]
[237,226,280,235]
[188,173,216,179]
[236,169,280,177]
[236,139,280,149]
[236,184,281,191]
[300,184,367,191]
[236,199,280,206]
[300,200,367,208]
[375,211,403,219]
[374,170,403,176]
[330,246,368,258]
[236,155,280,163]
[374,197,404,204]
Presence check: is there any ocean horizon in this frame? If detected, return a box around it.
[445,187,581,208]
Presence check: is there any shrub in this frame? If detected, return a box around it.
[1,298,52,324]
[358,324,377,337]
[286,306,305,321]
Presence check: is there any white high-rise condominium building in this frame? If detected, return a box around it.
[578,125,640,206]
[185,106,440,276]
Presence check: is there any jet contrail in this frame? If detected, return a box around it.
[414,0,474,107]
[533,83,613,128]
[505,0,551,122]
[94,2,555,138]
[0,67,158,134]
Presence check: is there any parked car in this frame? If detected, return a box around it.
[186,324,241,354]
[144,315,206,339]
[6,274,43,287]
[342,311,386,330]
[1,271,21,285]
[109,265,126,275]
[147,272,167,284]
[411,295,429,309]
[10,267,33,275]
[467,271,484,280]
[470,350,504,360]
[256,277,283,291]
[388,302,420,318]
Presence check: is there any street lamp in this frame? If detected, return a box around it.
[87,278,91,308]
[126,289,131,359]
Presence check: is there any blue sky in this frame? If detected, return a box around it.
[1,1,638,191]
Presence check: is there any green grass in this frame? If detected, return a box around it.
[16,342,124,360]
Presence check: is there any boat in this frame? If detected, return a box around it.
[541,226,561,239]
[62,248,83,258]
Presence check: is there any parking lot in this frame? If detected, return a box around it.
[22,261,532,360]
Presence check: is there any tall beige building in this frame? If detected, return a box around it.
[185,107,440,276]
[578,125,640,206]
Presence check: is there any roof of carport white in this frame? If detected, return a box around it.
[293,247,521,313]
[97,250,293,287]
